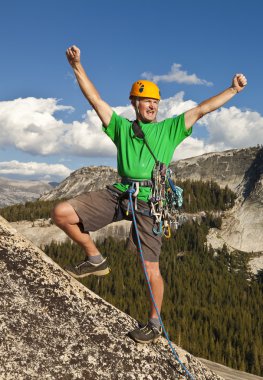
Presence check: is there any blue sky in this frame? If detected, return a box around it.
[0,0,262,181]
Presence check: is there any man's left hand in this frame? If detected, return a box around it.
[232,73,247,93]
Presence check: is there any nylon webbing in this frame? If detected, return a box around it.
[132,120,159,164]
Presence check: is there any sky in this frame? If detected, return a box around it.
[0,0,263,182]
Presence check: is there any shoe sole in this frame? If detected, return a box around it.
[66,267,111,279]
[129,335,161,344]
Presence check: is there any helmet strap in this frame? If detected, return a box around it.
[135,98,140,116]
[131,97,141,119]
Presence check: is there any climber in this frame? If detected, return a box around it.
[52,45,247,344]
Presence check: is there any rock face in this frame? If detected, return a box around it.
[206,147,263,254]
[170,147,261,192]
[0,176,54,207]
[0,215,224,380]
[40,166,119,201]
[170,146,263,254]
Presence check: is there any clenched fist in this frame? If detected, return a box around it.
[232,73,247,93]
[66,45,81,67]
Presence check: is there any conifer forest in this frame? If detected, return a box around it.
[44,225,263,377]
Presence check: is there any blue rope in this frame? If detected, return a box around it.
[128,188,195,380]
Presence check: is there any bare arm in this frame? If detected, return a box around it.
[184,74,247,130]
[66,46,113,127]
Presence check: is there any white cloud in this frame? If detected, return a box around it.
[142,63,213,86]
[201,106,263,149]
[172,106,263,161]
[0,97,72,155]
[0,97,116,157]
[0,96,262,165]
[172,137,226,161]
[157,92,197,120]
[0,160,71,180]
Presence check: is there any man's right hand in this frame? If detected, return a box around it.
[66,45,81,67]
[65,44,113,127]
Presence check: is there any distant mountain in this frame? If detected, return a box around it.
[41,147,262,201]
[40,166,119,201]
[169,146,263,253]
[3,147,262,255]
[39,146,263,255]
[218,146,263,253]
[170,146,261,191]
[0,177,54,207]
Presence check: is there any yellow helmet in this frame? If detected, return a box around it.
[129,80,161,100]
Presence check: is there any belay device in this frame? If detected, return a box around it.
[132,120,183,238]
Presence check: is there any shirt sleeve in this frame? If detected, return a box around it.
[169,113,192,150]
[102,111,123,146]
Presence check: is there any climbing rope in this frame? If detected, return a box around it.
[127,187,195,380]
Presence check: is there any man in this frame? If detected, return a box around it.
[52,45,247,343]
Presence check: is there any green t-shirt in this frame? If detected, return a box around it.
[103,112,192,202]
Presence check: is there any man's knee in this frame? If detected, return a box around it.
[144,260,161,277]
[51,201,79,227]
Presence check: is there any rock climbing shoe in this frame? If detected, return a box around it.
[128,321,162,344]
[65,257,110,279]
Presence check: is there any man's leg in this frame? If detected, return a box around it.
[128,258,164,343]
[51,189,119,278]
[126,199,163,318]
[51,201,100,257]
[126,199,164,343]
[144,261,164,319]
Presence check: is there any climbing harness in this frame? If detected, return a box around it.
[121,178,153,212]
[127,188,195,380]
[132,120,183,238]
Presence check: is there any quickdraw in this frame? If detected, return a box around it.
[150,163,183,238]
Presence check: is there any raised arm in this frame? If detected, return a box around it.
[184,74,247,130]
[66,45,113,127]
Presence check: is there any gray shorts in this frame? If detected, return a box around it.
[67,186,162,262]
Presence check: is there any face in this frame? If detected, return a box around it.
[135,97,159,123]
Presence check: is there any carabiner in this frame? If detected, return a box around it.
[153,221,163,236]
[163,224,171,238]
